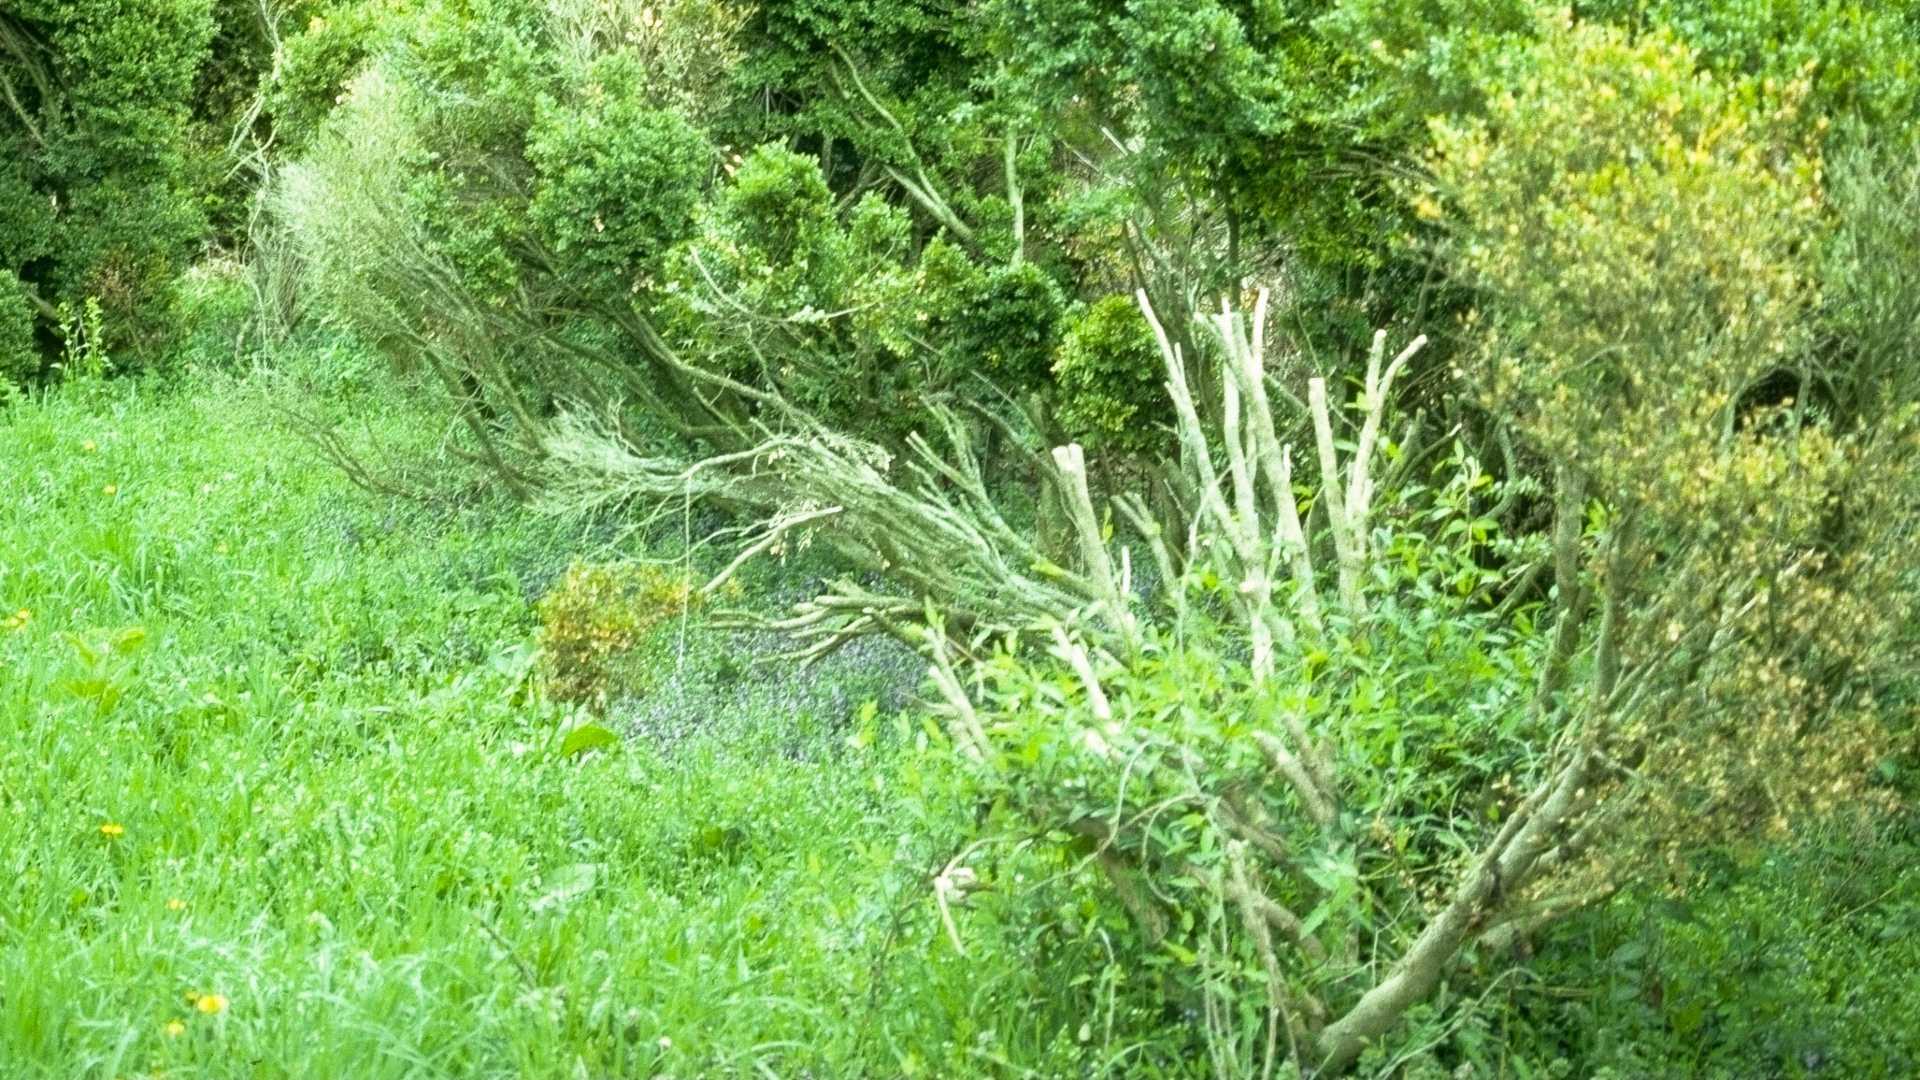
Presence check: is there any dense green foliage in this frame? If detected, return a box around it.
[0,367,1134,1076]
[5,0,1920,1074]
[270,0,1585,465]
[0,268,35,387]
[3,337,1914,1077]
[4,312,1915,1079]
[1051,293,1170,456]
[0,0,215,369]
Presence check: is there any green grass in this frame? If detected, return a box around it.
[1503,823,1920,1079]
[0,369,1149,1079]
[6,364,1914,1079]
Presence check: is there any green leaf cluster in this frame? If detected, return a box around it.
[0,269,34,388]
[1050,294,1169,456]
[0,0,216,371]
[1427,14,1824,497]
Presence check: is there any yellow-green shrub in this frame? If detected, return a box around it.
[1425,13,1823,502]
[535,561,695,706]
[1423,13,1916,873]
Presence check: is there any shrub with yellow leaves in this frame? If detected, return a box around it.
[535,560,697,707]
[1427,12,1824,499]
[1423,13,1920,876]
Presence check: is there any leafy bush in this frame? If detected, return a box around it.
[1425,14,1822,494]
[1504,815,1920,1075]
[526,70,709,293]
[583,267,1904,1073]
[1051,294,1169,456]
[1420,15,1915,856]
[277,0,815,484]
[1581,0,1920,143]
[537,560,696,707]
[538,268,1894,1069]
[274,0,1582,490]
[658,145,929,430]
[947,261,1067,391]
[941,452,1539,1073]
[183,0,301,242]
[169,260,256,372]
[0,0,216,368]
[981,0,1536,359]
[718,143,839,266]
[902,270,1916,1073]
[279,0,1123,479]
[1818,135,1920,418]
[265,0,416,155]
[0,270,35,388]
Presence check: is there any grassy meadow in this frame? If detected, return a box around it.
[2,363,1915,1078]
[0,366,1145,1078]
[7,0,1920,1074]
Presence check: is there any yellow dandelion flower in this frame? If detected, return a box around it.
[194,993,227,1015]
[99,822,125,839]
[163,1019,187,1038]
[166,898,186,912]
[102,484,118,497]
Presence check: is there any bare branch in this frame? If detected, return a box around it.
[1534,466,1591,719]
[1225,843,1313,1078]
[828,44,976,245]
[1253,731,1337,830]
[1315,750,1592,1073]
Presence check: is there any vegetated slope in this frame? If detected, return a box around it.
[0,371,1118,1078]
[3,370,1915,1078]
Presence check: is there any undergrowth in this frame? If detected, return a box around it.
[2,355,1914,1077]
[0,361,1174,1078]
